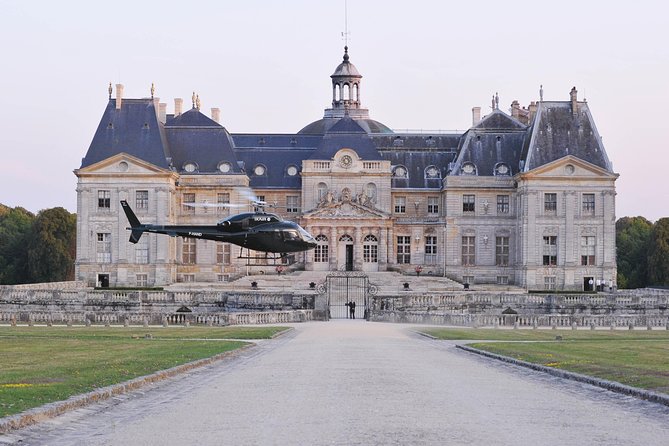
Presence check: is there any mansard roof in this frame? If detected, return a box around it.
[165,125,241,174]
[81,99,169,169]
[308,116,383,161]
[523,101,612,172]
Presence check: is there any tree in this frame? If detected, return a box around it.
[616,216,653,289]
[647,217,669,287]
[25,207,76,283]
[0,204,34,284]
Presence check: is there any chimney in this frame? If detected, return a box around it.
[511,100,520,119]
[115,84,124,110]
[472,106,481,126]
[570,86,578,116]
[159,103,167,123]
[528,101,538,123]
[174,98,183,116]
[211,107,220,124]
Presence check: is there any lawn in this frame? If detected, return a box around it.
[420,328,669,394]
[0,326,288,417]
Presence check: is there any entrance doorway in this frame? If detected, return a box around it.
[98,274,109,288]
[345,245,353,271]
[584,276,594,291]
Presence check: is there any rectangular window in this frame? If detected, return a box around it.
[183,193,195,213]
[217,193,230,215]
[396,236,411,264]
[425,236,438,265]
[182,274,195,283]
[96,233,111,263]
[542,235,557,266]
[462,236,476,266]
[136,274,148,287]
[463,195,475,213]
[136,190,149,210]
[216,243,231,265]
[581,236,596,265]
[182,238,196,264]
[363,244,378,263]
[254,195,265,212]
[217,274,227,282]
[462,275,474,285]
[497,195,509,214]
[135,236,149,264]
[286,195,300,213]
[497,276,509,285]
[98,190,111,210]
[495,236,509,266]
[544,193,557,214]
[394,196,406,213]
[315,243,329,263]
[582,193,595,215]
[427,196,439,215]
[544,276,556,290]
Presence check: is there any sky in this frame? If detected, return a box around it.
[1,0,667,221]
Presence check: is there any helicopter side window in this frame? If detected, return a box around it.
[283,230,300,241]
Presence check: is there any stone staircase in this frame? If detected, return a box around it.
[166,270,526,296]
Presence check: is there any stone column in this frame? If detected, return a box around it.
[387,227,395,267]
[354,226,362,270]
[379,226,387,270]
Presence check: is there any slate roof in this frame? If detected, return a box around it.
[162,108,242,174]
[298,117,393,134]
[308,116,383,161]
[450,111,528,177]
[81,99,169,169]
[523,102,612,172]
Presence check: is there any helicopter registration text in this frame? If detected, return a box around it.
[188,232,203,237]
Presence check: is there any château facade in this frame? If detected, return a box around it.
[74,47,617,290]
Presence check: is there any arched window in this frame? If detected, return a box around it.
[317,182,328,202]
[424,165,441,179]
[339,234,353,243]
[461,162,477,175]
[363,234,378,263]
[314,235,329,263]
[393,165,408,178]
[353,83,359,101]
[343,84,350,101]
[335,84,341,102]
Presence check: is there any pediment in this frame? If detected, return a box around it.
[304,200,388,219]
[75,153,171,176]
[520,155,618,180]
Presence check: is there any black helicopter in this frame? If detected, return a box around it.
[120,198,317,263]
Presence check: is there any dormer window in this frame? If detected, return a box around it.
[425,166,441,179]
[218,162,232,173]
[393,137,404,147]
[183,162,197,173]
[393,166,408,178]
[461,162,477,175]
[253,164,267,176]
[286,165,298,176]
[494,163,510,176]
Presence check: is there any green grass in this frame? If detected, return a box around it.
[419,328,669,394]
[0,326,289,417]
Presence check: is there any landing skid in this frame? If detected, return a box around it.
[237,248,295,266]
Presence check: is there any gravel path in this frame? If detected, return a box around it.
[4,321,669,445]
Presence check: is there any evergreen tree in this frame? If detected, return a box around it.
[647,217,669,287]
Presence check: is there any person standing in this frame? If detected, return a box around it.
[350,300,356,319]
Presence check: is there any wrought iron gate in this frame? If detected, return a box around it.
[321,272,377,319]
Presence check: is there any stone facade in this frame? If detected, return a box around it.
[74,48,617,290]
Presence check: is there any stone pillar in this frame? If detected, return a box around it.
[379,226,387,270]
[354,227,362,270]
[387,227,395,267]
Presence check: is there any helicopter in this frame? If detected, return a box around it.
[120,195,317,265]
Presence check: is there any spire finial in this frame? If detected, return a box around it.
[192,91,196,109]
[151,82,155,99]
[108,82,112,99]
